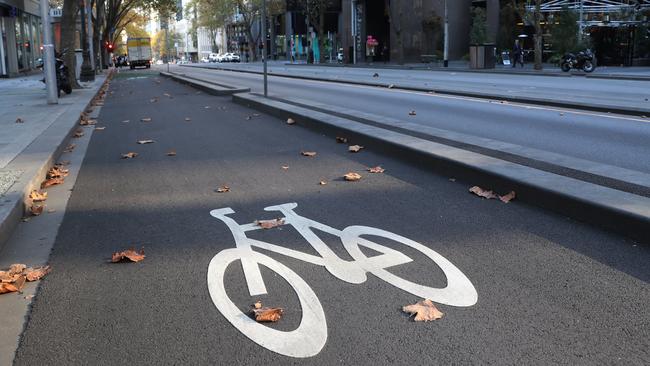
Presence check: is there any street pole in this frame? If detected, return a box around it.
[443,0,449,67]
[166,26,170,72]
[352,0,356,64]
[262,0,268,97]
[578,0,584,42]
[39,0,57,104]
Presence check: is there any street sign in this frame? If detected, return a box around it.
[49,9,62,17]
[207,203,478,358]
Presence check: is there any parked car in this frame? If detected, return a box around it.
[216,54,228,62]
[201,56,210,63]
[209,53,219,62]
[229,53,241,63]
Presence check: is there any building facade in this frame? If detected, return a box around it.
[1,0,43,77]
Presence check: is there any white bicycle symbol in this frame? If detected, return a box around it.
[207,203,478,358]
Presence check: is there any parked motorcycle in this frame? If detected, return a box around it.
[560,49,596,73]
[40,49,72,97]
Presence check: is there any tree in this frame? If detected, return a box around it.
[188,0,233,53]
[231,0,284,61]
[549,8,581,57]
[386,0,404,64]
[497,1,518,52]
[469,7,488,44]
[152,28,180,60]
[511,0,543,70]
[60,0,80,88]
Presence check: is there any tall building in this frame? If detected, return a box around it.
[1,0,43,77]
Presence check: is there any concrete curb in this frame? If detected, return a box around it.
[159,71,250,95]
[233,92,650,244]
[182,65,650,116]
[0,72,112,251]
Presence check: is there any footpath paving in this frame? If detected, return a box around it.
[8,69,649,366]
[0,72,110,250]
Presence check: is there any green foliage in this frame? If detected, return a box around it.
[469,7,488,45]
[498,2,518,51]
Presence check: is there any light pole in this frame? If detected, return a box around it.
[443,0,449,67]
[261,0,268,97]
[39,0,57,103]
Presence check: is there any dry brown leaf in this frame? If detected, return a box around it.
[15,117,24,123]
[63,144,76,153]
[9,264,26,275]
[166,150,177,156]
[137,139,155,144]
[0,276,25,294]
[253,301,263,309]
[319,180,328,186]
[30,205,44,216]
[344,172,362,181]
[95,126,106,131]
[80,118,97,126]
[245,116,252,120]
[336,136,348,144]
[286,118,296,125]
[121,152,138,159]
[150,97,158,103]
[348,145,364,153]
[184,117,191,122]
[163,93,171,98]
[216,185,230,193]
[499,191,516,203]
[111,248,146,263]
[47,166,69,179]
[252,307,284,322]
[29,190,48,202]
[402,299,444,322]
[141,117,152,122]
[73,129,84,138]
[282,166,289,170]
[41,177,64,189]
[469,186,499,200]
[367,166,385,173]
[301,151,317,157]
[255,218,285,229]
[408,110,417,116]
[24,266,51,282]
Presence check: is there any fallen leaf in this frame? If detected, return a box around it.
[367,166,385,173]
[150,97,159,103]
[408,110,417,116]
[141,117,152,122]
[41,177,65,189]
[319,180,328,185]
[95,126,106,130]
[15,117,24,123]
[111,248,146,263]
[24,266,51,282]
[252,306,284,322]
[47,166,69,179]
[29,190,48,202]
[137,139,155,144]
[47,208,56,213]
[469,186,499,200]
[253,301,263,309]
[255,218,285,229]
[79,118,97,126]
[30,205,44,216]
[402,299,444,322]
[245,116,252,120]
[449,178,456,182]
[184,117,191,122]
[301,151,317,157]
[121,152,138,159]
[0,276,25,294]
[344,172,362,181]
[63,144,76,153]
[499,191,516,203]
[204,106,211,109]
[216,185,230,193]
[348,145,364,153]
[286,118,296,125]
[282,166,289,170]
[163,93,171,98]
[9,264,26,275]
[253,113,260,117]
[166,150,177,156]
[336,136,348,144]
[73,129,84,138]
[122,120,130,123]
[24,295,34,300]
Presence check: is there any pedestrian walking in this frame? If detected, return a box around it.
[512,39,524,68]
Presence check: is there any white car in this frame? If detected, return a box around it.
[216,54,228,62]
[201,57,210,63]
[209,53,219,62]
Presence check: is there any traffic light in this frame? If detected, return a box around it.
[107,43,114,51]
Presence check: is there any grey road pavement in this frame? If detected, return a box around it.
[10,70,650,365]
[170,65,650,177]
[185,62,650,113]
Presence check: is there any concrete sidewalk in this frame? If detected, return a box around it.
[0,72,110,250]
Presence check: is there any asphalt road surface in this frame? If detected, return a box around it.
[190,62,650,112]
[13,71,650,365]
[174,65,650,175]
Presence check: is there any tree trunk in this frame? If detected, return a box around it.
[534,0,543,70]
[61,0,81,88]
[94,0,105,69]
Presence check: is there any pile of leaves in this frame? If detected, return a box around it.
[0,264,51,295]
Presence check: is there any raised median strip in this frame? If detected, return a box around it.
[183,64,650,117]
[159,71,250,95]
[233,92,650,243]
[0,73,111,251]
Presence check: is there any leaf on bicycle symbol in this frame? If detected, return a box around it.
[402,299,444,322]
[111,248,146,263]
[255,218,285,229]
[252,303,284,323]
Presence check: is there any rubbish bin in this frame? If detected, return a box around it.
[469,44,496,69]
[483,43,496,69]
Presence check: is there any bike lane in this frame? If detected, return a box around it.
[12,72,650,365]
